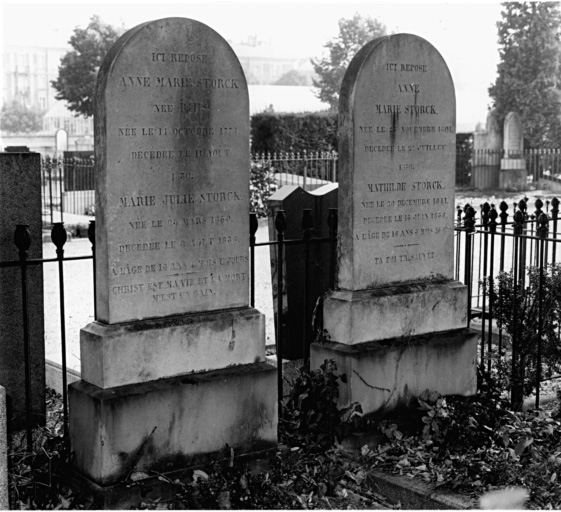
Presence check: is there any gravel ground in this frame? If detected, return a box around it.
[43,217,274,372]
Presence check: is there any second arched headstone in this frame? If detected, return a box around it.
[311,34,478,414]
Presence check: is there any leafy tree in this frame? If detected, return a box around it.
[51,15,125,118]
[311,12,387,110]
[274,70,310,86]
[0,100,44,133]
[488,2,561,148]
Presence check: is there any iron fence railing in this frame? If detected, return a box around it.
[44,147,561,222]
[455,196,561,410]
[7,191,561,459]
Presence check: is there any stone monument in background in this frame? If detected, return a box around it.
[472,109,502,189]
[0,150,45,431]
[500,111,527,190]
[69,17,277,489]
[311,34,478,414]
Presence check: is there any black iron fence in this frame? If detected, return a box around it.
[7,195,561,449]
[455,196,561,410]
[42,147,561,222]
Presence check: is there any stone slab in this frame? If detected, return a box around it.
[94,18,251,324]
[0,386,8,510]
[500,158,526,170]
[311,328,478,414]
[323,280,467,345]
[69,362,277,486]
[337,34,456,291]
[0,152,45,431]
[266,183,338,359]
[367,469,476,509]
[80,307,266,388]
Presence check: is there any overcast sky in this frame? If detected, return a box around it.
[1,0,504,129]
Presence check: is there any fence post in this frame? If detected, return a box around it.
[301,209,313,368]
[463,205,476,325]
[274,210,286,417]
[511,209,525,411]
[487,205,498,374]
[51,222,69,438]
[249,213,258,308]
[552,197,559,265]
[536,212,549,409]
[88,220,97,320]
[13,224,33,451]
[480,202,490,367]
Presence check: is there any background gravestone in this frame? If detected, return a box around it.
[472,109,502,189]
[311,34,477,414]
[266,183,338,360]
[0,152,45,431]
[500,112,527,189]
[69,18,276,490]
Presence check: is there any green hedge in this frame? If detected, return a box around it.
[251,112,472,154]
[251,112,337,154]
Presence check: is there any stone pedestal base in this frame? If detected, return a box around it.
[499,169,528,190]
[500,158,527,190]
[323,280,467,345]
[311,329,478,415]
[80,307,265,388]
[69,362,277,486]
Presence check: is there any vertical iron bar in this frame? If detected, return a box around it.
[48,159,54,226]
[481,203,490,369]
[511,210,524,410]
[536,212,548,409]
[302,209,313,368]
[488,206,498,374]
[275,211,286,417]
[88,221,97,320]
[60,159,64,223]
[51,223,69,438]
[14,224,33,451]
[249,213,258,308]
[498,202,508,353]
[552,197,559,265]
[463,205,476,325]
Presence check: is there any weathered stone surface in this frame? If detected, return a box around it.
[80,308,266,388]
[336,34,456,291]
[500,112,526,189]
[94,17,250,324]
[323,281,467,345]
[69,362,277,486]
[71,17,277,489]
[0,386,8,510]
[266,183,338,359]
[312,329,478,413]
[0,152,45,430]
[503,111,524,158]
[311,34,476,416]
[472,109,502,189]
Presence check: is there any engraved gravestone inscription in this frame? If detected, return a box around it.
[94,18,250,324]
[337,34,456,290]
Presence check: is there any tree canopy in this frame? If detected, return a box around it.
[311,13,387,111]
[488,2,561,148]
[1,100,44,133]
[51,15,125,118]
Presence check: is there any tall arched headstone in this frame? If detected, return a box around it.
[69,18,277,492]
[472,109,502,189]
[500,112,527,189]
[311,34,477,414]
